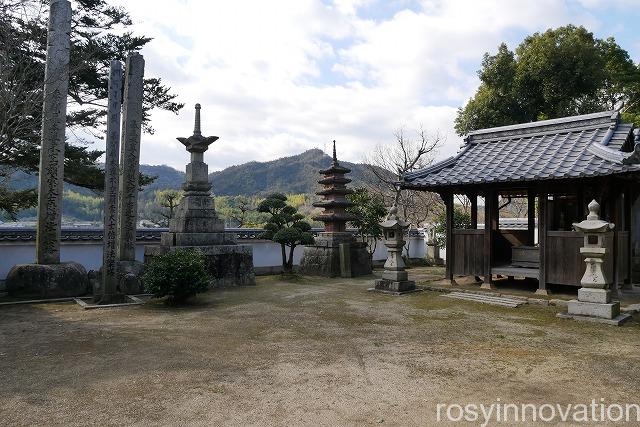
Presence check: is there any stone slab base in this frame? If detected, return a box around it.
[89,260,144,300]
[374,278,416,293]
[6,262,88,299]
[578,288,610,304]
[557,312,632,326]
[74,295,145,310]
[567,299,620,319]
[368,287,423,296]
[382,270,408,281]
[299,242,371,278]
[145,244,255,288]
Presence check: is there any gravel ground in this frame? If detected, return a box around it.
[1,267,639,426]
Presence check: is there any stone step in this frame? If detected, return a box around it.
[443,292,524,308]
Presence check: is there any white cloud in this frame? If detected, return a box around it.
[101,0,613,171]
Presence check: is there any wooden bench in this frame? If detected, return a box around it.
[511,245,539,268]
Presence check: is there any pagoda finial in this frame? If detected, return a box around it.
[176,103,219,153]
[194,103,202,136]
[332,140,338,165]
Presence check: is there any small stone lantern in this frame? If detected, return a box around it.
[373,206,417,294]
[559,200,629,325]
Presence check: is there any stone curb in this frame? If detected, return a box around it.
[420,285,640,312]
[421,285,569,307]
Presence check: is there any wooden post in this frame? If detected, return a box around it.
[624,182,633,289]
[527,191,536,245]
[536,190,548,295]
[576,186,585,223]
[470,192,481,282]
[470,192,478,230]
[611,189,621,297]
[482,189,495,289]
[444,192,455,285]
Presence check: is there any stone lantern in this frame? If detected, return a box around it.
[373,206,418,294]
[558,200,630,325]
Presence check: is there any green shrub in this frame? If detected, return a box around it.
[143,249,210,304]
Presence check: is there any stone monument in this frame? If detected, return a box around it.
[97,60,123,303]
[557,200,631,325]
[114,53,145,294]
[372,205,418,294]
[6,0,88,298]
[425,227,444,266]
[144,104,255,287]
[299,141,371,277]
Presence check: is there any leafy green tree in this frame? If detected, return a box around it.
[216,195,263,228]
[63,190,103,221]
[432,207,472,248]
[257,193,314,273]
[346,187,387,259]
[455,25,640,135]
[0,0,182,216]
[154,189,183,226]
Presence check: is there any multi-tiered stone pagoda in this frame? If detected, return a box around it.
[299,141,372,277]
[144,104,255,287]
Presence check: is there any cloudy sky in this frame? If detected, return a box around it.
[107,0,640,171]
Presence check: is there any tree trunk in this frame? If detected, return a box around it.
[286,244,296,273]
[280,243,287,273]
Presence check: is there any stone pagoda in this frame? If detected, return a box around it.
[299,141,371,277]
[144,104,255,287]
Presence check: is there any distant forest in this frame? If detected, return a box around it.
[4,149,370,225]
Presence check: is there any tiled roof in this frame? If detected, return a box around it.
[403,111,640,190]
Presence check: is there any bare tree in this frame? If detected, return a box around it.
[364,127,444,262]
[364,127,443,226]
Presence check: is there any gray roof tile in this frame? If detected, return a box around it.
[403,111,640,190]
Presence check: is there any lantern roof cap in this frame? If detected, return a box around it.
[573,200,615,233]
[381,205,410,229]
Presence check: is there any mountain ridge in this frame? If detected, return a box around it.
[10,148,378,198]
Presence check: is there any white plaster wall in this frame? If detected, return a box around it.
[0,235,427,280]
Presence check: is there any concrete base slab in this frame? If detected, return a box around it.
[480,282,494,290]
[74,295,145,310]
[367,287,423,296]
[568,300,620,319]
[535,289,550,296]
[374,278,416,293]
[557,312,632,326]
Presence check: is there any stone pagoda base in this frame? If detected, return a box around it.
[299,232,371,278]
[6,262,88,298]
[145,243,255,288]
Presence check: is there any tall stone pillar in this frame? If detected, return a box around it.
[100,60,123,303]
[116,53,145,262]
[5,0,88,298]
[35,0,72,265]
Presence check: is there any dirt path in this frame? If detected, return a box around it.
[1,268,639,426]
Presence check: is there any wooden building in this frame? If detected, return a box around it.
[402,111,640,294]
